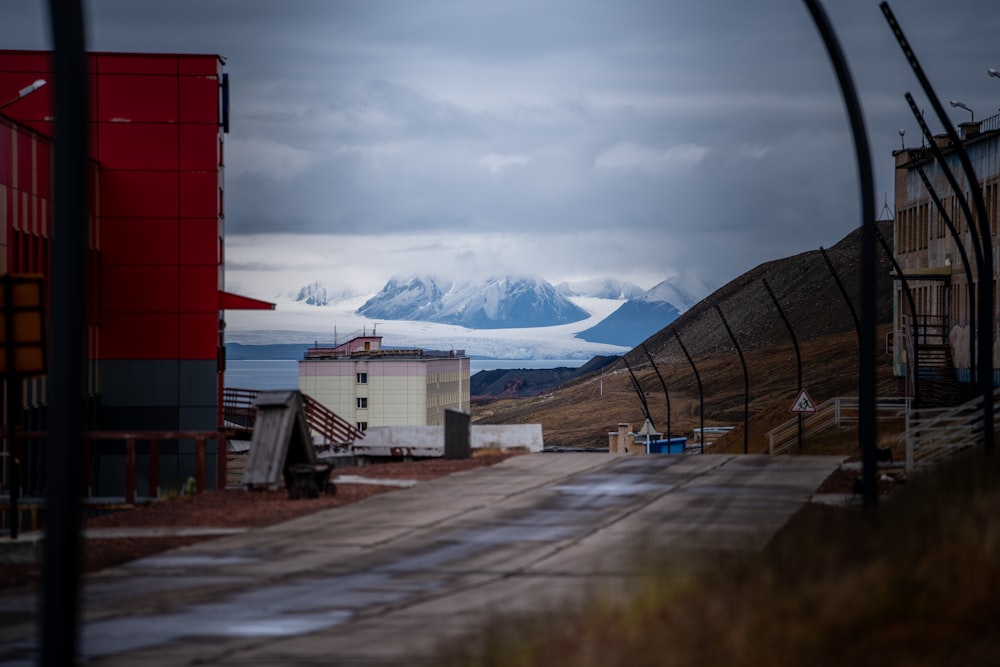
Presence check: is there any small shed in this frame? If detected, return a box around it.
[243,391,320,491]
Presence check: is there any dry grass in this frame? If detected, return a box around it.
[435,450,1000,666]
[475,328,899,456]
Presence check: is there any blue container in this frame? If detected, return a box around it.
[648,437,687,454]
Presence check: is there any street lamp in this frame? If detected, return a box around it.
[950,99,974,122]
[0,79,46,112]
[989,68,1000,79]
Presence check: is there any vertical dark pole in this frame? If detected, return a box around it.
[4,274,19,537]
[5,379,20,540]
[641,344,671,442]
[716,305,749,454]
[762,278,804,451]
[883,2,993,456]
[805,0,878,511]
[43,1,88,664]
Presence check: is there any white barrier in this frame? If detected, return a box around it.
[350,424,544,458]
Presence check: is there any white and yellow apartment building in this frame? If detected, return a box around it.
[298,336,470,430]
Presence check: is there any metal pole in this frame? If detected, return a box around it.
[716,305,749,455]
[883,2,994,457]
[819,247,862,345]
[623,357,655,430]
[673,328,705,453]
[876,228,921,410]
[762,278,804,451]
[4,277,18,539]
[42,0,89,664]
[910,159,977,380]
[804,0,879,511]
[904,95,984,274]
[4,380,18,540]
[641,343,671,442]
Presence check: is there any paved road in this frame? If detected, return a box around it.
[0,453,841,666]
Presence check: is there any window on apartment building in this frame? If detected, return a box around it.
[356,421,368,432]
[356,397,368,409]
[356,372,368,384]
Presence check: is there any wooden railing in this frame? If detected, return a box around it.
[9,429,233,505]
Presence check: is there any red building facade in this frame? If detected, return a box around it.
[0,51,263,495]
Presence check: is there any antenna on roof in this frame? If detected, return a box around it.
[877,193,894,221]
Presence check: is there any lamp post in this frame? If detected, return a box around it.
[949,99,974,123]
[0,79,46,112]
[988,68,1000,79]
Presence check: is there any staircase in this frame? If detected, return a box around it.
[222,387,365,446]
[902,313,963,408]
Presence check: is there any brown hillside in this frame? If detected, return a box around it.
[473,223,900,453]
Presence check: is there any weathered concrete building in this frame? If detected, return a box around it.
[298,335,470,430]
[892,113,1000,402]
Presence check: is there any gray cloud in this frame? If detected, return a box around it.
[2,0,997,294]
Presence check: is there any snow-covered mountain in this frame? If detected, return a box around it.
[357,275,590,329]
[555,278,645,300]
[642,275,713,312]
[293,281,357,306]
[575,274,712,347]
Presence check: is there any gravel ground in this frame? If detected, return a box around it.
[1,454,517,590]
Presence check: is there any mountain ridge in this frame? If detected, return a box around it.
[356,274,591,329]
[473,222,898,451]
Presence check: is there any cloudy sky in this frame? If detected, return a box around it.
[3,0,1000,302]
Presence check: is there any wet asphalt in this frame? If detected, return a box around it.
[0,452,842,666]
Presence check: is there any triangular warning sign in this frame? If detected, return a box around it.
[790,389,816,414]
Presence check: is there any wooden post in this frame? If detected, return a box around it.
[81,438,90,496]
[195,436,206,493]
[124,438,136,505]
[216,434,227,491]
[148,438,159,499]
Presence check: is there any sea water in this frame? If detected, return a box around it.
[224,358,589,391]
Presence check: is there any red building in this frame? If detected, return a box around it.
[0,51,269,496]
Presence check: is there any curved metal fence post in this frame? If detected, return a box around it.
[763,278,804,451]
[623,357,655,431]
[819,246,862,345]
[876,228,921,410]
[910,159,977,380]
[642,343,671,443]
[904,94,985,271]
[673,328,705,453]
[716,305,749,455]
[804,0,878,511]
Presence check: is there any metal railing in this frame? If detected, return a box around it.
[980,111,1000,134]
[222,387,365,445]
[901,387,1000,474]
[768,396,911,455]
